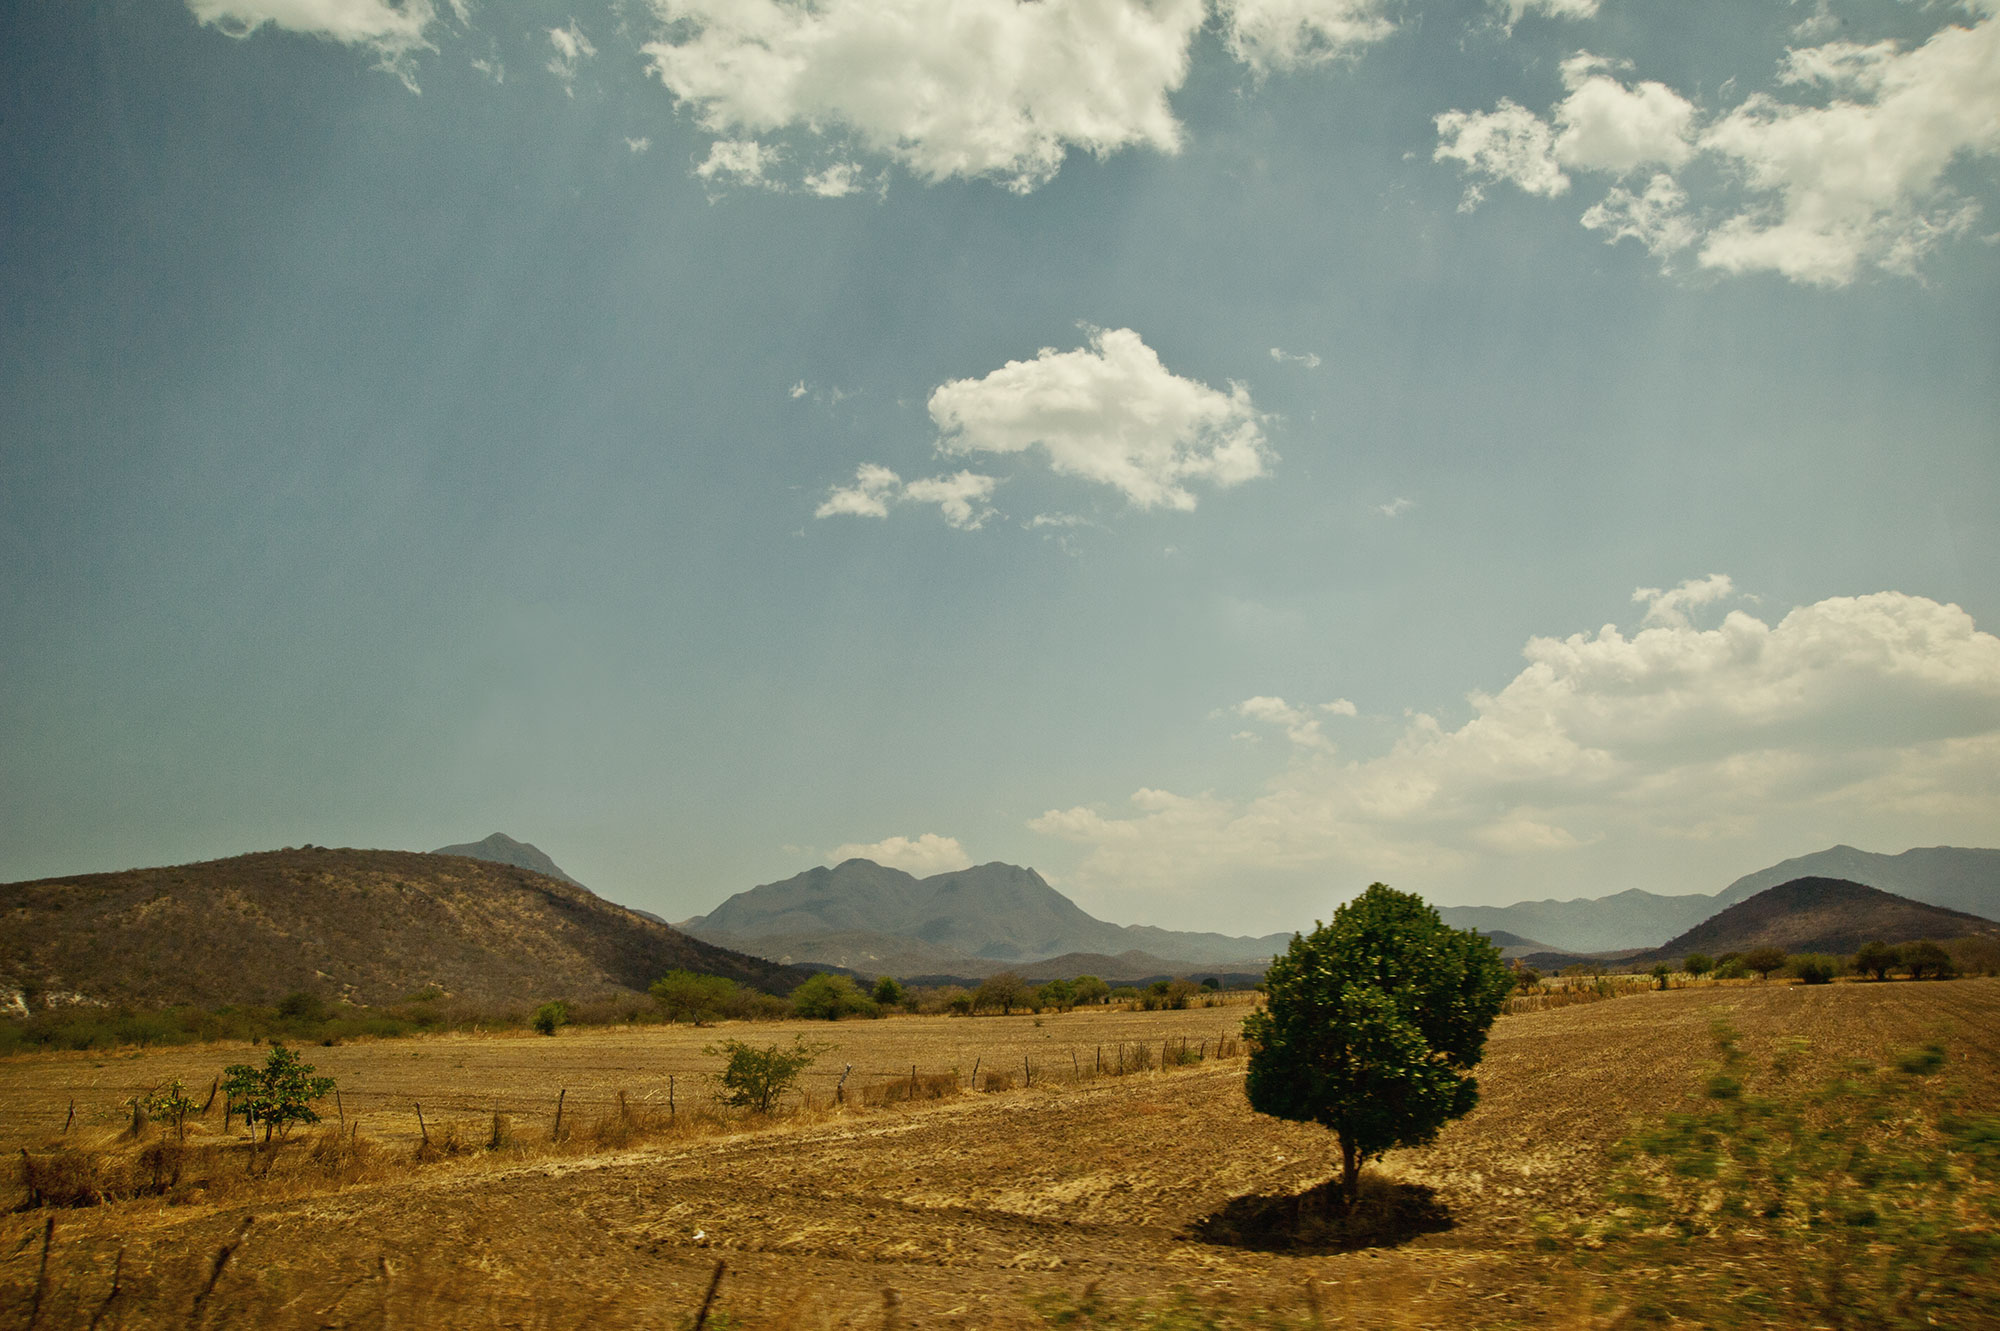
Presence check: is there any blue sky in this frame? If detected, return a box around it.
[2,0,1996,933]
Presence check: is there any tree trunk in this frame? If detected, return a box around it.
[1340,1136,1360,1208]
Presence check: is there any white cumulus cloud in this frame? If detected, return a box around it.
[829,833,973,876]
[1436,7,2000,285]
[641,0,1206,193]
[186,0,436,88]
[1220,0,1395,75]
[928,328,1271,512]
[1032,587,2000,913]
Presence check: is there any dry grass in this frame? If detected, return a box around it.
[1,982,1995,1329]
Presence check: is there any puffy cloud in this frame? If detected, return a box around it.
[185,0,436,87]
[696,138,776,186]
[546,20,596,94]
[829,833,973,876]
[1233,696,1356,750]
[640,0,1206,193]
[1696,11,2000,285]
[1436,8,2000,284]
[1220,0,1395,75]
[1033,588,2000,909]
[1436,56,1693,204]
[1632,573,1735,627]
[928,328,1271,512]
[1552,54,1695,174]
[1269,347,1322,368]
[1434,99,1568,201]
[815,464,999,529]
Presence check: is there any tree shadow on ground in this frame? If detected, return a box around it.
[1187,1175,1453,1253]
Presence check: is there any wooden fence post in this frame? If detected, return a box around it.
[552,1089,566,1141]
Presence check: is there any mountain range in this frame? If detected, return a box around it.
[680,859,1293,978]
[1435,845,2000,952]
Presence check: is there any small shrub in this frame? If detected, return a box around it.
[1514,965,1542,991]
[223,1043,336,1142]
[532,1000,569,1035]
[870,975,906,1007]
[1791,953,1838,985]
[21,1148,122,1208]
[980,1070,1015,1092]
[707,1036,829,1113]
[650,971,737,1025]
[1683,953,1713,977]
[1649,962,1673,990]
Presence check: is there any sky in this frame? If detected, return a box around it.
[2,0,1997,935]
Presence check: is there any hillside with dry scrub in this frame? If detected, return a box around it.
[0,848,813,1009]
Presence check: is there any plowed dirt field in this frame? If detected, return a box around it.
[3,979,1996,1329]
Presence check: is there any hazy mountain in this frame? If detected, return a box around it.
[1643,877,2000,959]
[431,832,582,886]
[0,847,813,1010]
[1438,845,1998,952]
[685,859,1292,972]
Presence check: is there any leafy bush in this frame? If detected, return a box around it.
[1035,978,1076,1012]
[972,972,1030,1015]
[1513,965,1542,991]
[1683,953,1713,977]
[1069,975,1111,1005]
[650,970,738,1025]
[706,1036,829,1112]
[1650,962,1674,990]
[790,973,880,1020]
[222,1044,336,1142]
[1791,953,1839,985]
[532,1000,569,1035]
[870,975,906,1008]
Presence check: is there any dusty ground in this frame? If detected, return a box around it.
[2,980,1996,1329]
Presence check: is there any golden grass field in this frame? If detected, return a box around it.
[3,980,1997,1329]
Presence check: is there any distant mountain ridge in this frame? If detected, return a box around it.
[684,859,1292,975]
[1642,877,2000,959]
[0,847,813,1010]
[431,832,582,886]
[1437,845,1999,952]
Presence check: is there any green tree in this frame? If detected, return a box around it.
[1791,953,1838,984]
[791,973,878,1020]
[1649,962,1674,991]
[1742,947,1789,980]
[222,1044,336,1143]
[651,971,738,1025]
[705,1036,829,1113]
[1070,975,1110,1005]
[1903,940,1956,980]
[973,972,1029,1015]
[870,975,906,1008]
[1513,965,1542,991]
[1035,978,1076,1012]
[1853,940,1901,981]
[532,1000,569,1035]
[1683,953,1713,978]
[1243,884,1511,1205]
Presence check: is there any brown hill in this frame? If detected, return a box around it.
[1644,876,2000,960]
[0,847,814,1010]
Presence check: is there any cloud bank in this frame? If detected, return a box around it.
[642,0,1206,193]
[1033,581,2000,910]
[1436,7,2000,284]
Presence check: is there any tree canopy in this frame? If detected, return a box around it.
[1243,883,1512,1203]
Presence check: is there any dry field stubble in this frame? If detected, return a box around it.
[2,981,1996,1329]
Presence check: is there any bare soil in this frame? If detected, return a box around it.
[3,981,1996,1329]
